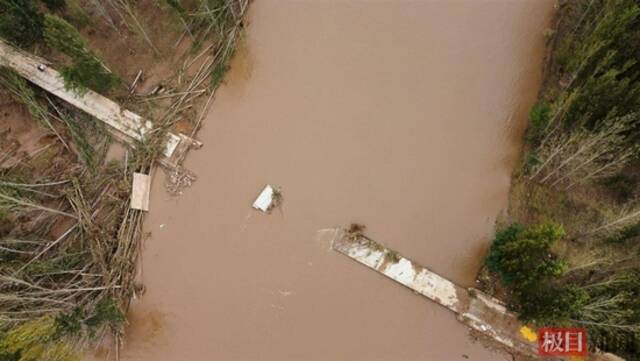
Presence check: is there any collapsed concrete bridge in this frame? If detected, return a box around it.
[332,232,543,358]
[0,39,200,169]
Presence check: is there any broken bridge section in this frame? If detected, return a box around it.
[332,234,539,357]
[0,39,200,168]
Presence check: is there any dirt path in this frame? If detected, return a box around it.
[112,1,554,360]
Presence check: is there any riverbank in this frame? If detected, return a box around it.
[479,1,640,359]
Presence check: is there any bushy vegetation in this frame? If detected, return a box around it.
[0,0,69,47]
[59,55,119,94]
[487,222,566,290]
[0,300,123,361]
[0,317,78,361]
[164,0,187,18]
[42,14,90,59]
[0,0,44,46]
[487,222,587,325]
[41,0,66,11]
[43,15,118,93]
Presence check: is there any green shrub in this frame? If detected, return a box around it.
[525,151,542,169]
[60,55,119,94]
[554,35,574,71]
[486,222,566,291]
[85,298,124,329]
[513,285,588,325]
[165,0,186,18]
[0,349,20,361]
[54,308,84,335]
[211,59,230,87]
[54,298,124,339]
[0,317,78,361]
[486,222,584,325]
[0,0,44,47]
[529,101,552,134]
[602,173,637,203]
[40,0,65,10]
[43,14,90,59]
[43,15,118,94]
[604,221,640,244]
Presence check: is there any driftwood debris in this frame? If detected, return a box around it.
[129,69,143,95]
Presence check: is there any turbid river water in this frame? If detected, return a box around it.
[113,1,554,360]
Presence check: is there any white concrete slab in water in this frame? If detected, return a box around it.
[131,173,151,211]
[252,185,274,212]
[333,236,464,313]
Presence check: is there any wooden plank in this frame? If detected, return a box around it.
[130,173,151,211]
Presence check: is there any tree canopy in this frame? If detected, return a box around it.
[0,0,44,46]
[43,14,118,94]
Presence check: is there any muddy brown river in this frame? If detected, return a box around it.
[111,1,554,360]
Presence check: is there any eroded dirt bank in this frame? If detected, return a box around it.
[115,1,554,360]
